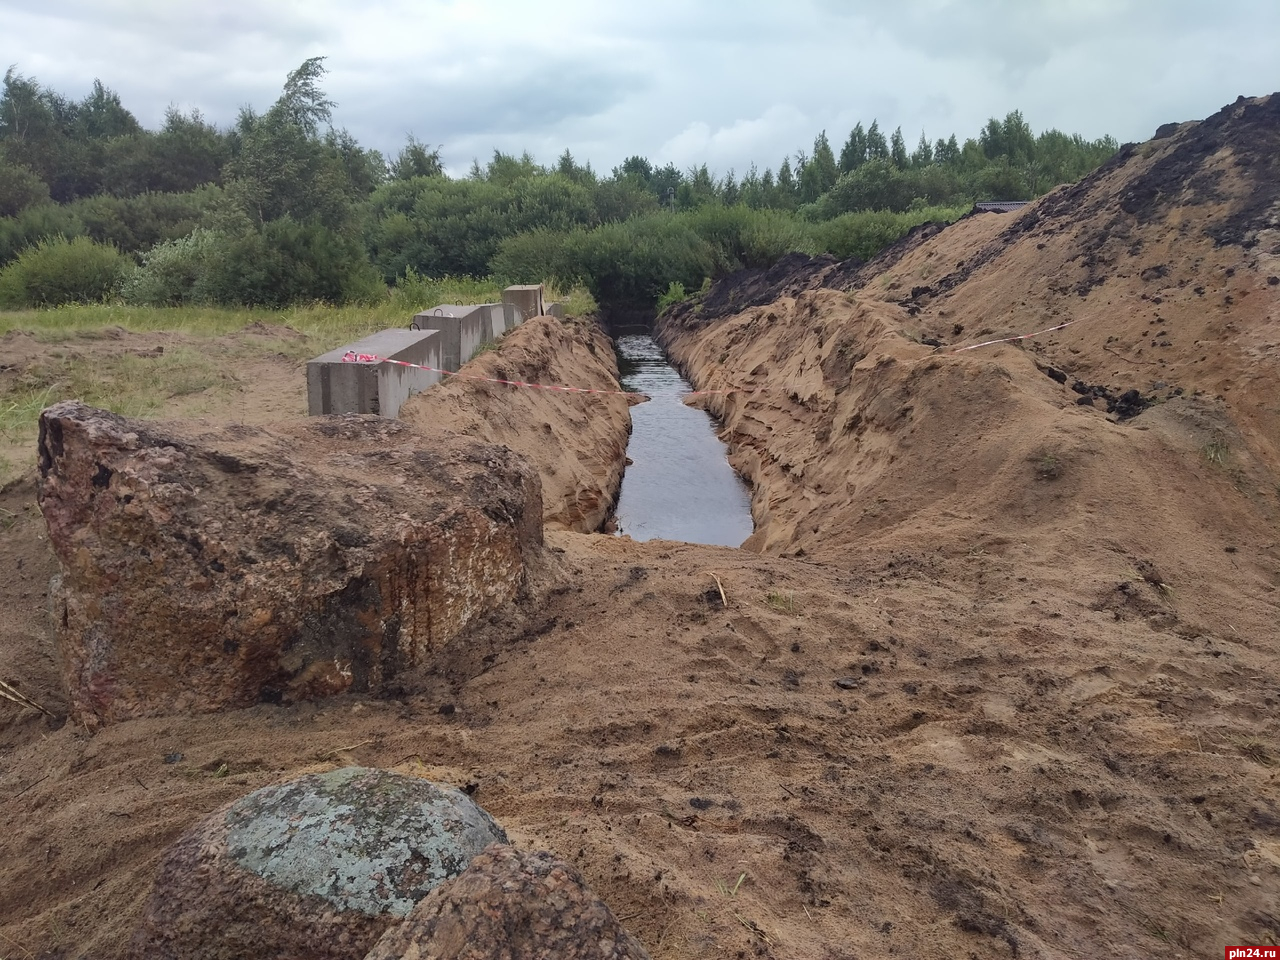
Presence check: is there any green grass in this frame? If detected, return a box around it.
[764,590,798,615]
[547,283,598,318]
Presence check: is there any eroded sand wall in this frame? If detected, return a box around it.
[400,315,632,534]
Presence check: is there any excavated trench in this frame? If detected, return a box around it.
[608,333,753,547]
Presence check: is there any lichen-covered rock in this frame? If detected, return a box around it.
[130,767,508,960]
[364,844,651,960]
[36,402,542,724]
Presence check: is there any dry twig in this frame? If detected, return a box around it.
[0,677,53,716]
[709,573,728,608]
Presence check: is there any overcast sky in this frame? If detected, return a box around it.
[3,0,1277,177]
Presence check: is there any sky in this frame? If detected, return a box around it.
[3,0,1278,178]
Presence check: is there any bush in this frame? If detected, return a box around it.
[0,186,222,268]
[655,280,687,313]
[683,204,817,271]
[0,202,84,267]
[0,235,129,307]
[0,159,50,218]
[813,206,968,261]
[388,269,501,312]
[197,219,384,307]
[119,227,220,305]
[120,219,385,308]
[490,228,570,286]
[559,214,716,308]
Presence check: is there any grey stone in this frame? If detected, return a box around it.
[129,767,507,960]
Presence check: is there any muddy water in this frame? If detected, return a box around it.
[611,335,753,547]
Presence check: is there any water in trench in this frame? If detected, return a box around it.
[611,334,753,547]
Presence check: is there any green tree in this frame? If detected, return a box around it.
[889,126,909,170]
[614,155,653,185]
[390,135,443,180]
[0,68,86,200]
[484,150,541,184]
[721,170,740,206]
[650,162,682,205]
[911,131,933,167]
[222,58,359,229]
[774,156,798,209]
[934,134,960,166]
[0,152,50,216]
[800,130,838,203]
[865,120,888,161]
[839,123,867,173]
[556,148,594,185]
[676,163,717,209]
[75,80,141,140]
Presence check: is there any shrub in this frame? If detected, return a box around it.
[197,219,384,307]
[119,227,220,305]
[0,235,129,307]
[490,228,570,286]
[813,206,968,261]
[0,159,50,218]
[0,202,84,267]
[656,280,687,313]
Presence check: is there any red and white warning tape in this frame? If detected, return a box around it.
[947,318,1079,353]
[342,351,652,398]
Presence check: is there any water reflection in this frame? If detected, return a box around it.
[611,335,753,547]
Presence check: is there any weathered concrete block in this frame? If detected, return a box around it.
[364,844,651,960]
[499,300,522,331]
[130,767,508,960]
[37,402,542,724]
[546,301,566,319]
[481,303,506,341]
[503,284,545,322]
[410,305,490,372]
[307,329,442,419]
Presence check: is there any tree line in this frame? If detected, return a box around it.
[0,59,1119,312]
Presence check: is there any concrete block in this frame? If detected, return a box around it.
[481,304,506,341]
[307,329,442,419]
[412,305,491,372]
[503,285,545,322]
[500,302,522,331]
[545,302,565,319]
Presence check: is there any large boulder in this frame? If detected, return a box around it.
[130,766,509,960]
[364,844,652,960]
[37,402,542,724]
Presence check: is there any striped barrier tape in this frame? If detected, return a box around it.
[342,351,655,399]
[947,318,1079,353]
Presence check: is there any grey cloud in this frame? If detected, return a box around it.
[1,0,1278,180]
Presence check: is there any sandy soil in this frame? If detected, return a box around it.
[0,322,312,480]
[399,315,633,534]
[2,94,1279,960]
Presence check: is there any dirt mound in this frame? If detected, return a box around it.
[400,315,631,534]
[666,252,841,326]
[652,91,1280,955]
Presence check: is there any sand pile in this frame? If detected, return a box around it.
[399,315,631,534]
